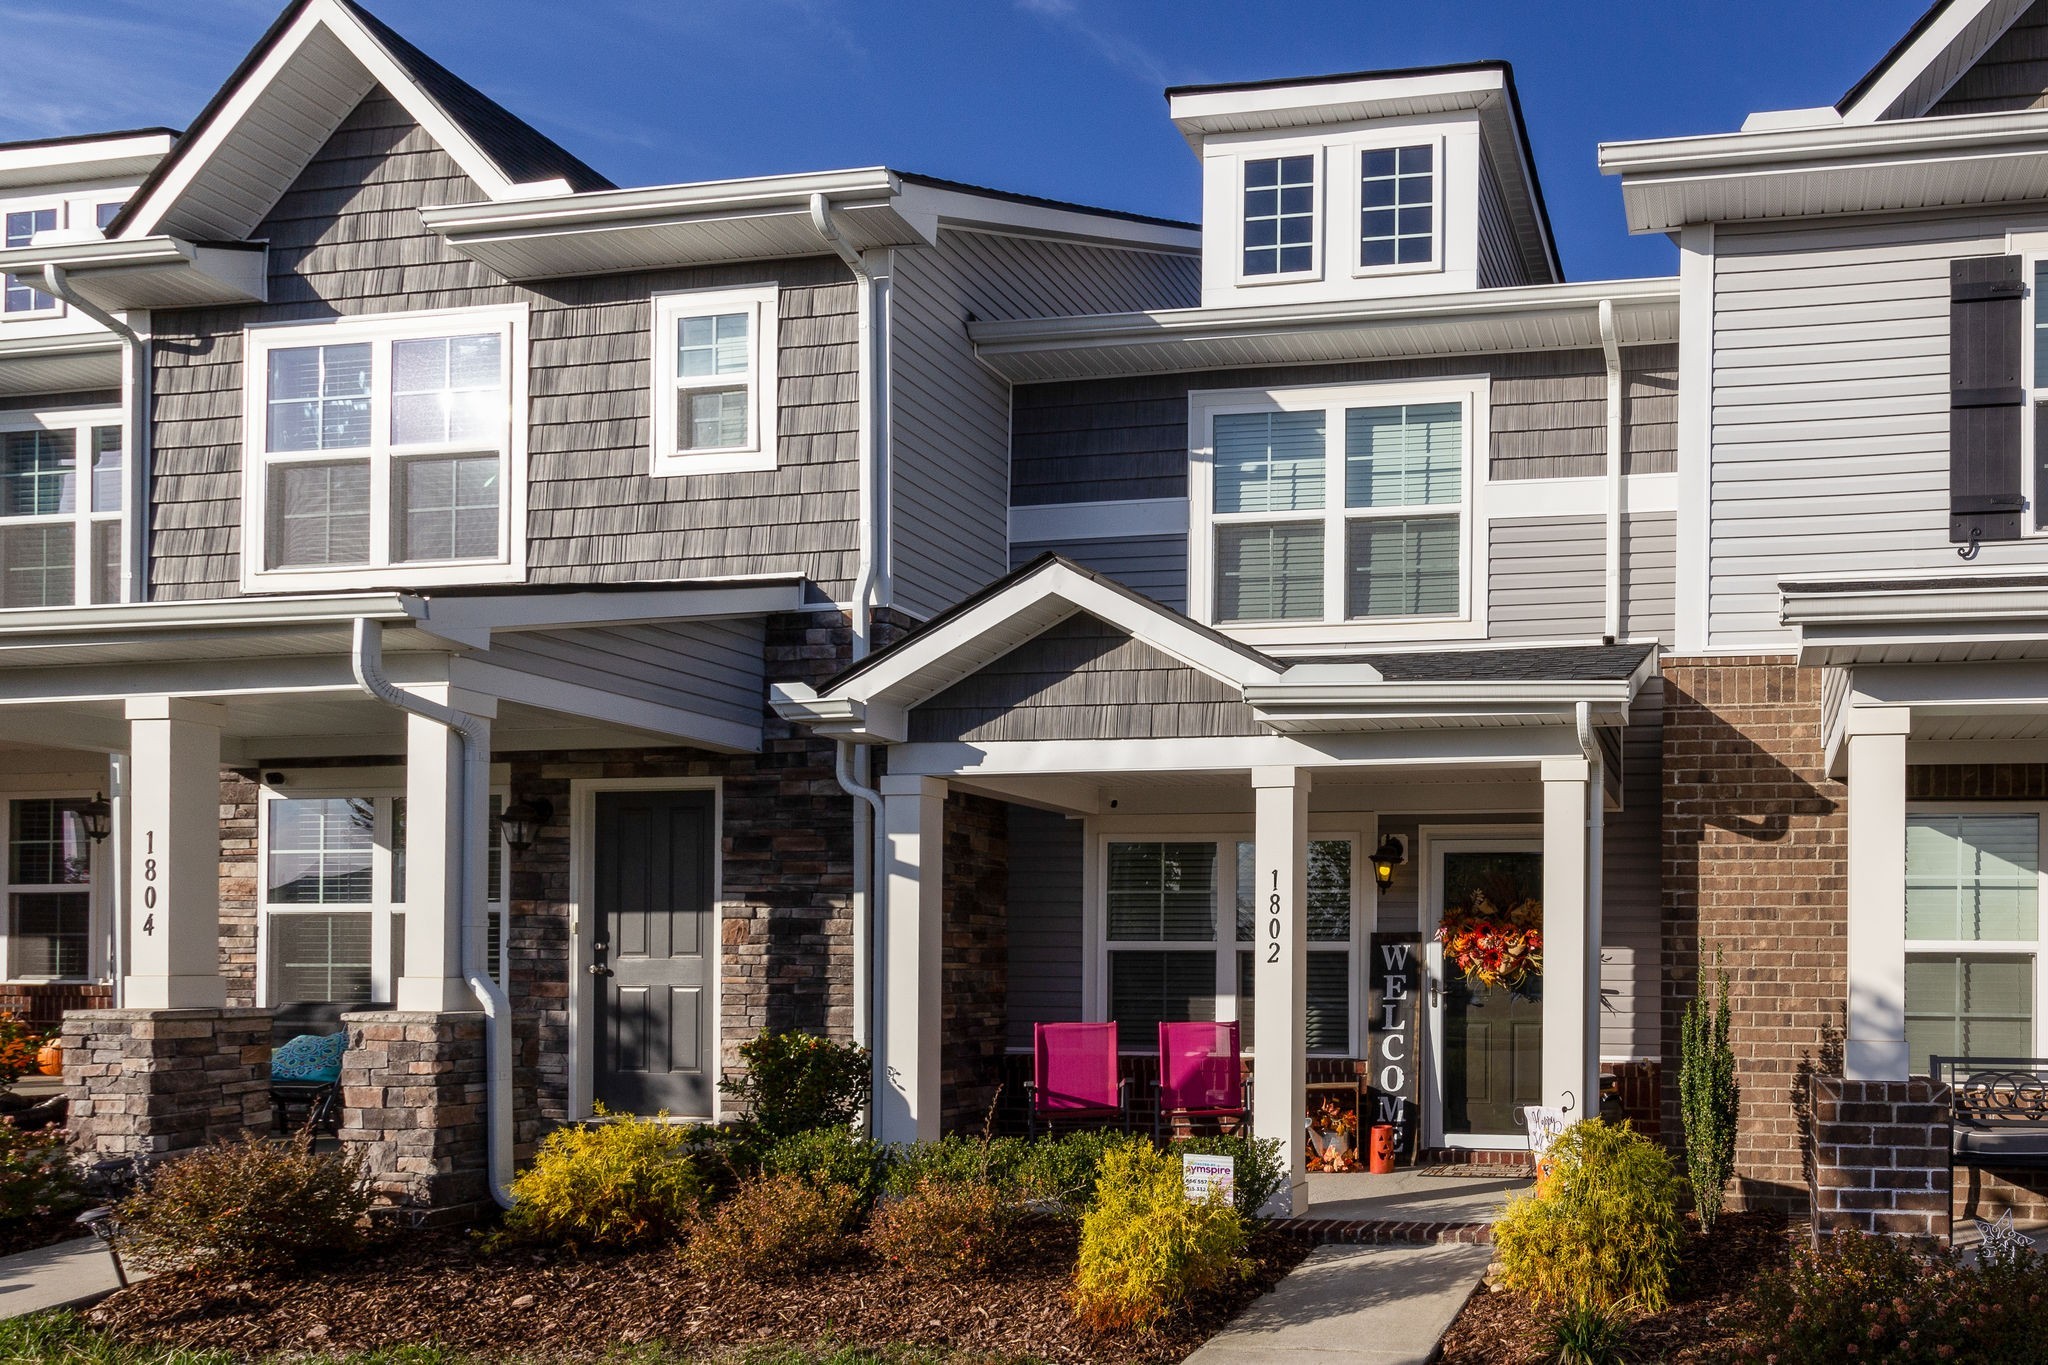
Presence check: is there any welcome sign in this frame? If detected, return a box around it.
[1367,934,1422,1159]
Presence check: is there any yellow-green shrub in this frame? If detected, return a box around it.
[498,1106,704,1249]
[684,1172,861,1279]
[1070,1139,1249,1333]
[867,1174,1018,1278]
[1493,1119,1685,1312]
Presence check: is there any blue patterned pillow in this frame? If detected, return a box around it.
[271,1032,345,1084]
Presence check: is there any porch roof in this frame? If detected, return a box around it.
[1781,569,2048,665]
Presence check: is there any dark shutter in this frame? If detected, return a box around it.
[1951,254,2027,543]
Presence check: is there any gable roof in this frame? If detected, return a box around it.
[107,0,609,242]
[1837,0,2036,122]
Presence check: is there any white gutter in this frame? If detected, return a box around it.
[1576,700,1604,1105]
[43,265,149,607]
[422,168,903,235]
[1598,299,1623,644]
[811,192,892,1073]
[351,618,514,1210]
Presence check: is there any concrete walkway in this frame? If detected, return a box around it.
[0,1235,139,1319]
[1185,1241,1493,1364]
[1301,1169,1528,1224]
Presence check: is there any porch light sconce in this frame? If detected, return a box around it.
[499,797,553,853]
[77,794,112,845]
[1370,835,1408,894]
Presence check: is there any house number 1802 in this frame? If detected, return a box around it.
[1265,869,1282,963]
[141,829,157,936]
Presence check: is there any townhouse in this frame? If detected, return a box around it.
[2,0,2044,1235]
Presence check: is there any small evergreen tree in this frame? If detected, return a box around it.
[1678,950,1739,1231]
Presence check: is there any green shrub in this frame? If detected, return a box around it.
[0,1119,83,1222]
[1169,1133,1284,1220]
[866,1174,1020,1278]
[1492,1119,1684,1312]
[1070,1139,1249,1333]
[1551,1298,1631,1365]
[1016,1130,1125,1213]
[884,1133,1030,1198]
[1679,951,1739,1231]
[760,1125,890,1211]
[684,1172,861,1279]
[498,1106,705,1249]
[719,1031,870,1140]
[117,1136,370,1273]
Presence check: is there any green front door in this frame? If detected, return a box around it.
[1437,848,1544,1142]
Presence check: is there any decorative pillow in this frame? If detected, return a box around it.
[271,1032,346,1084]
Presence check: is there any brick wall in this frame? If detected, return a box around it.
[1809,1077,1950,1240]
[1662,657,1846,1211]
[340,1009,488,1223]
[942,790,1008,1131]
[0,982,109,1030]
[220,770,258,1006]
[62,1007,272,1157]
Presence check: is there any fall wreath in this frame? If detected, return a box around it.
[1435,888,1544,993]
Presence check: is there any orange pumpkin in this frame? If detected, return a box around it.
[34,1041,60,1077]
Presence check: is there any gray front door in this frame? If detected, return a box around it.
[593,789,715,1116]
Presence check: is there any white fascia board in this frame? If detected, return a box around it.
[0,591,421,639]
[419,580,807,635]
[766,683,907,744]
[0,132,174,192]
[0,236,268,309]
[1168,68,1502,150]
[1245,679,1640,706]
[1781,578,2048,625]
[1837,0,2021,124]
[452,657,761,754]
[420,168,905,235]
[1599,106,2048,177]
[886,725,1587,778]
[0,332,120,363]
[898,182,1199,254]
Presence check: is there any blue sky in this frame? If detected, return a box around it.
[0,0,1934,281]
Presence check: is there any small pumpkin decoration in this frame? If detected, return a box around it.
[34,1040,60,1077]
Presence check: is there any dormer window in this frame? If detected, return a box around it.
[1360,144,1437,271]
[1242,155,1316,279]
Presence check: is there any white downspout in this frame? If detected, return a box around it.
[44,266,149,605]
[810,192,892,1079]
[1598,299,1624,645]
[1576,700,1605,1111]
[351,618,514,1210]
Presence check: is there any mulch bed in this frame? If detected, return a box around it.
[1437,1211,1801,1364]
[88,1219,1310,1364]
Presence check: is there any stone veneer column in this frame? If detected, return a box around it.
[62,1008,272,1157]
[339,1010,487,1224]
[1808,1076,1951,1241]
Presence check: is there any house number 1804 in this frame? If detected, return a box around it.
[1266,869,1282,963]
[141,829,157,935]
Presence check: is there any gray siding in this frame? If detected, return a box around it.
[149,89,858,601]
[1010,346,1678,506]
[1600,679,1663,1060]
[484,618,766,730]
[1004,805,1085,1048]
[1623,511,1675,647]
[1930,0,2048,115]
[1705,209,2048,644]
[908,611,1259,742]
[1485,511,1675,646]
[1476,149,1526,290]
[889,228,1199,620]
[1009,534,1186,612]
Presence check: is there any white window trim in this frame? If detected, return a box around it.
[1901,801,2048,1071]
[1083,817,1372,1059]
[2011,234,2048,538]
[649,283,781,477]
[1351,134,1445,282]
[0,788,104,984]
[254,770,511,1007]
[238,304,530,594]
[0,199,63,319]
[1234,149,1324,288]
[0,405,126,610]
[1188,375,1489,646]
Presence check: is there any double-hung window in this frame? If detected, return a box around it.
[0,412,124,608]
[1359,144,1438,271]
[242,307,526,591]
[1198,381,1475,634]
[1241,155,1317,280]
[1903,810,2044,1075]
[5,798,94,980]
[1102,837,1357,1055]
[3,208,57,314]
[650,284,780,475]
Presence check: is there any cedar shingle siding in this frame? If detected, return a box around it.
[148,89,859,600]
[1930,0,2048,115]
[1008,344,1678,506]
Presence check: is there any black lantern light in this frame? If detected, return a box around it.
[1370,835,1407,894]
[499,797,553,853]
[77,794,112,845]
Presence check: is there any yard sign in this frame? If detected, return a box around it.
[1182,1153,1235,1203]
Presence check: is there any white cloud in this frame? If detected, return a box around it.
[1013,0,1177,90]
[0,2,269,142]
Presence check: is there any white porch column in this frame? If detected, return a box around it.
[398,696,494,1012]
[877,774,945,1144]
[122,697,226,1010]
[1845,708,1911,1081]
[1542,756,1597,1118]
[1252,765,1309,1215]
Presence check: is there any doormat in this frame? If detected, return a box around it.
[1409,1161,1533,1179]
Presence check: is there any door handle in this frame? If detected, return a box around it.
[589,963,613,977]
[590,939,612,977]
[1429,976,1441,1008]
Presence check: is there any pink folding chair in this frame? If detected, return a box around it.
[1156,1020,1249,1139]
[1027,1022,1130,1137]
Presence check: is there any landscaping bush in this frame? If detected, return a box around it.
[1680,951,1739,1231]
[866,1173,1020,1278]
[1550,1298,1631,1365]
[719,1031,870,1140]
[1016,1129,1125,1213]
[1070,1139,1249,1333]
[1492,1119,1684,1312]
[117,1136,370,1273]
[497,1105,705,1249]
[884,1132,1030,1198]
[760,1124,890,1212]
[0,1014,43,1087]
[0,1119,83,1222]
[1169,1133,1284,1220]
[685,1171,861,1279]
